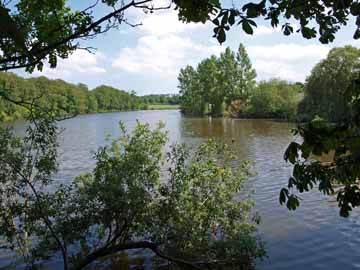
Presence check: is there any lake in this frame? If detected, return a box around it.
[9,110,360,270]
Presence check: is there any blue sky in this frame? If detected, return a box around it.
[17,0,360,95]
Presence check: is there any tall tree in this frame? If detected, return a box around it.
[178,66,200,115]
[217,48,238,106]
[197,56,222,116]
[234,44,257,101]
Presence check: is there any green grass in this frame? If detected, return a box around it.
[147,104,180,110]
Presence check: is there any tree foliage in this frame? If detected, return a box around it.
[298,46,360,122]
[179,44,300,119]
[1,0,358,73]
[233,44,257,101]
[0,117,264,269]
[210,0,360,44]
[179,44,257,116]
[178,65,205,116]
[247,79,301,119]
[281,47,360,217]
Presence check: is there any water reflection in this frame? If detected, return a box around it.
[8,110,360,270]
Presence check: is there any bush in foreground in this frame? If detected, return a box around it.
[0,117,264,270]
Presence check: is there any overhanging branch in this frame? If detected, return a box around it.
[74,241,205,270]
[0,0,160,72]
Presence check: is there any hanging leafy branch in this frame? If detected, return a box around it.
[281,49,360,217]
[1,0,360,73]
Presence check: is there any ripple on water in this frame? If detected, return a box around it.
[9,113,360,270]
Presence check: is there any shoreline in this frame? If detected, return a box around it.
[1,105,181,123]
[180,113,298,123]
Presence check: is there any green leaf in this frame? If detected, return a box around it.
[242,20,253,35]
[354,28,360,39]
[246,6,258,18]
[284,142,300,164]
[283,24,293,36]
[301,26,317,39]
[217,28,226,44]
[228,13,235,26]
[212,18,220,26]
[286,195,299,210]
[221,11,228,26]
[242,3,259,18]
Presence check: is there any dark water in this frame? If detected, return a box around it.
[10,110,360,270]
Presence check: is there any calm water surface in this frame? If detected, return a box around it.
[11,110,360,270]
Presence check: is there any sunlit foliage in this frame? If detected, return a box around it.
[0,72,144,121]
[178,44,256,116]
[0,117,264,269]
[179,45,300,119]
[298,46,360,122]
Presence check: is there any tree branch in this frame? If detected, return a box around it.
[73,241,205,270]
[0,86,78,121]
[0,0,158,71]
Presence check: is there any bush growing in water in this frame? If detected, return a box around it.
[0,115,264,270]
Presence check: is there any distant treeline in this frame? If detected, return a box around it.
[0,72,179,121]
[140,94,179,105]
[178,44,303,119]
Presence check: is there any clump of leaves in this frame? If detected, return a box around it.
[0,119,264,270]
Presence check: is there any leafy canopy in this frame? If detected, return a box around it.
[1,0,359,72]
[247,79,301,119]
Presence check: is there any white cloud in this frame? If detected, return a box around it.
[124,0,206,37]
[112,34,223,75]
[253,60,301,81]
[34,50,106,80]
[247,43,330,81]
[112,6,222,78]
[252,25,278,36]
[248,43,330,61]
[246,23,300,38]
[139,11,205,36]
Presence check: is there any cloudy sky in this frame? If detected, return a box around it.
[16,0,360,95]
